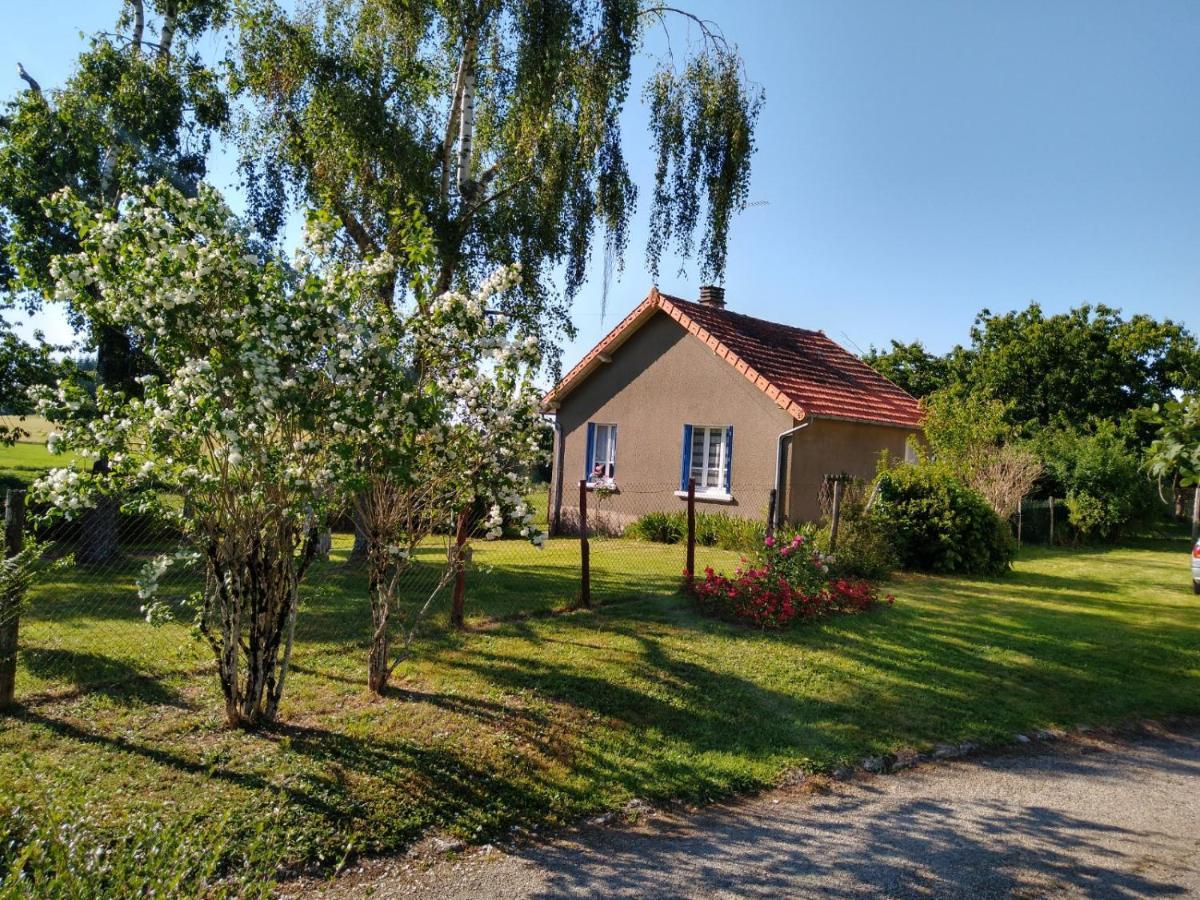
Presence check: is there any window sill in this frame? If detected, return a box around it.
[675,490,734,504]
[585,482,618,491]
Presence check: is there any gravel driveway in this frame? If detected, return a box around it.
[300,725,1200,898]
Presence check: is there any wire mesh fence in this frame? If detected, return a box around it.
[3,474,850,708]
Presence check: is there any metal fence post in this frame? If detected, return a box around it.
[1192,486,1199,543]
[1048,496,1055,546]
[765,488,777,538]
[685,478,696,589]
[1,488,26,710]
[578,480,590,608]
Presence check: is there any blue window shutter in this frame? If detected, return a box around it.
[724,426,734,492]
[585,423,596,480]
[680,424,693,490]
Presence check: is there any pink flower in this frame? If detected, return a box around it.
[764,536,776,548]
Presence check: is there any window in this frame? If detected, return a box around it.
[679,424,734,497]
[585,423,617,484]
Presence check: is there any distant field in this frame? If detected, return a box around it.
[0,414,55,443]
[0,415,84,489]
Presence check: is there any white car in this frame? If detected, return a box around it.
[1193,539,1200,594]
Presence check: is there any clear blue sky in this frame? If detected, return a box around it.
[4,0,1200,370]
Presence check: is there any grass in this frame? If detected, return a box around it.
[0,416,85,490]
[3,534,1199,895]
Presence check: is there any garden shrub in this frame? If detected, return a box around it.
[870,464,1015,575]
[689,533,889,628]
[1036,422,1158,541]
[627,510,764,552]
[626,510,685,544]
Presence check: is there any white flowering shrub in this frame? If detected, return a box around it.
[31,183,399,726]
[341,257,549,692]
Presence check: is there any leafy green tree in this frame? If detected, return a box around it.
[1036,420,1154,541]
[963,303,1200,433]
[0,0,230,558]
[233,0,764,342]
[862,339,953,398]
[1144,397,1200,488]
[920,386,1042,519]
[0,320,68,446]
[1142,396,1200,534]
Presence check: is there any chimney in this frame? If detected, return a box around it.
[698,285,726,308]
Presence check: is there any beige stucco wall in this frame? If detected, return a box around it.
[785,419,918,522]
[552,311,792,527]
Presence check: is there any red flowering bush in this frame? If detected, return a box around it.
[686,533,891,628]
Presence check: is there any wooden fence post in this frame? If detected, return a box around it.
[449,507,470,628]
[1,489,26,710]
[829,479,844,553]
[765,488,777,538]
[685,478,696,589]
[1048,496,1055,546]
[578,480,590,608]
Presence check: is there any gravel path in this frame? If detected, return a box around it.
[300,725,1200,898]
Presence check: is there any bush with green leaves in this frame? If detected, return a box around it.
[626,510,764,552]
[1036,422,1158,541]
[870,465,1014,575]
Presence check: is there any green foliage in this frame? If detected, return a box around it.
[626,509,764,552]
[1036,421,1156,541]
[644,47,763,284]
[962,303,1200,433]
[234,0,762,345]
[824,515,896,582]
[870,464,1015,575]
[920,386,1014,465]
[861,340,953,399]
[1142,395,1200,488]
[0,320,69,444]
[0,1,229,396]
[626,510,685,544]
[867,304,1200,439]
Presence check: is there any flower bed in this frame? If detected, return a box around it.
[687,533,892,628]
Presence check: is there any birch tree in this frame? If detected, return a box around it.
[234,0,764,341]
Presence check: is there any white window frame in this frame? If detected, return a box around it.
[679,424,732,500]
[587,423,618,486]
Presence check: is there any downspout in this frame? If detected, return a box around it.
[773,417,812,529]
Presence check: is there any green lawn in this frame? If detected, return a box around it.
[3,535,1199,896]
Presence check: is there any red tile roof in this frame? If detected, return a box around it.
[544,288,923,429]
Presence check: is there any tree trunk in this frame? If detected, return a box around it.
[76,470,119,565]
[78,323,141,565]
[349,502,369,561]
[367,558,390,694]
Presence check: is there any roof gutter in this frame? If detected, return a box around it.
[773,416,812,530]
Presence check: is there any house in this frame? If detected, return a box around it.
[543,286,923,531]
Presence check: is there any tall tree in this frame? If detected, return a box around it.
[962,303,1200,433]
[233,0,763,343]
[0,0,230,559]
[862,339,953,399]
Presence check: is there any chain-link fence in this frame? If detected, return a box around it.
[5,475,832,708]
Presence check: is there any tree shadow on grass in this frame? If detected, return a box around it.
[19,646,189,707]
